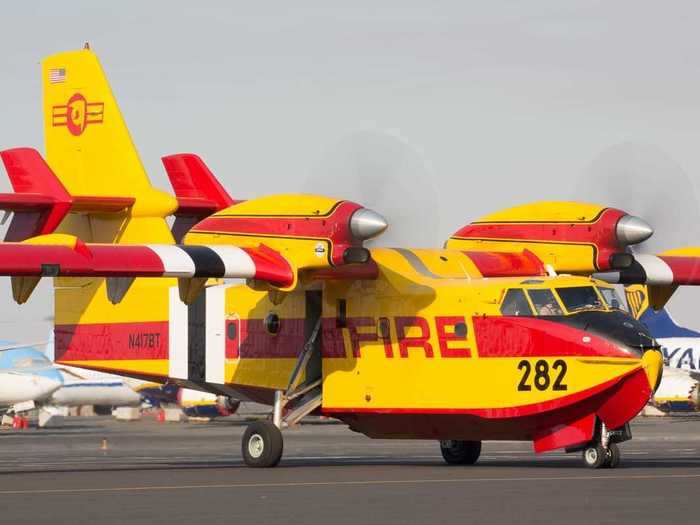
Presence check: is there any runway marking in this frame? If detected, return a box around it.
[4,473,700,495]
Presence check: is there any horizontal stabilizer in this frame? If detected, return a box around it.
[162,153,234,213]
[0,148,135,241]
[0,148,71,241]
[162,153,235,241]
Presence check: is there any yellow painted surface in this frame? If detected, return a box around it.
[216,194,343,217]
[42,49,177,218]
[67,359,169,377]
[471,201,607,223]
[39,50,656,418]
[446,239,598,274]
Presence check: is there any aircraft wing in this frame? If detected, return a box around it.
[0,240,293,286]
[595,252,700,286]
[595,249,700,310]
[0,341,48,353]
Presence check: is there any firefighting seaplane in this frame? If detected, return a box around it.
[3,46,700,469]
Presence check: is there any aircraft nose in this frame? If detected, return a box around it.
[616,215,653,245]
[350,208,388,240]
[641,348,664,394]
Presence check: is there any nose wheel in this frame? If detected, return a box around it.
[581,421,624,469]
[440,440,482,465]
[582,442,620,468]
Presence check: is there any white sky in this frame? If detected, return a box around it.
[1,0,700,336]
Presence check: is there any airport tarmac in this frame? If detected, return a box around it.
[0,414,699,524]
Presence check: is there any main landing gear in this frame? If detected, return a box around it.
[242,420,284,468]
[440,440,482,465]
[580,421,629,469]
[241,317,323,468]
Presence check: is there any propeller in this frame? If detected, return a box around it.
[304,129,440,247]
[574,141,700,253]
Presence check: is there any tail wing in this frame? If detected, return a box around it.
[42,49,175,218]
[624,284,700,338]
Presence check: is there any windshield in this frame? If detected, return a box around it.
[500,289,534,316]
[598,287,627,311]
[527,289,564,316]
[556,286,605,313]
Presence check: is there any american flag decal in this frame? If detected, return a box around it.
[49,68,66,84]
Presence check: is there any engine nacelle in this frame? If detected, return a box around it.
[446,201,652,274]
[185,194,387,272]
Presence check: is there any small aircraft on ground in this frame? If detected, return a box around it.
[4,46,700,468]
[0,341,62,409]
[0,339,140,420]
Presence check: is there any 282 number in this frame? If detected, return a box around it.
[517,359,567,391]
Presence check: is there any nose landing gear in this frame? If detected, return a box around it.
[581,421,628,469]
[582,442,620,468]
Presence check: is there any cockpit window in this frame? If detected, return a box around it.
[556,286,604,313]
[500,289,534,316]
[527,289,564,316]
[599,287,627,311]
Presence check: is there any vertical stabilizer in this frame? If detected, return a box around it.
[42,49,176,221]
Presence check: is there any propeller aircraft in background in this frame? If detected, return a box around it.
[4,46,700,468]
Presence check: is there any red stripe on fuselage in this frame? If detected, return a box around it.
[55,321,169,361]
[473,316,632,358]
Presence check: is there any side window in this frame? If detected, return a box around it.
[500,289,533,316]
[528,289,564,316]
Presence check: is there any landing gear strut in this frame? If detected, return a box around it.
[440,440,482,465]
[241,317,323,468]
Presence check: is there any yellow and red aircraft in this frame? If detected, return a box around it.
[4,47,700,469]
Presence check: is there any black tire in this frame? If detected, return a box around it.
[94,405,113,416]
[604,443,621,469]
[582,444,607,469]
[440,440,481,465]
[242,421,283,468]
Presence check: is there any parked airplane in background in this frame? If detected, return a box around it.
[625,285,700,410]
[0,341,62,409]
[0,338,140,417]
[45,334,238,416]
[44,334,141,413]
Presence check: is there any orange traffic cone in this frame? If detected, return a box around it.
[157,409,165,422]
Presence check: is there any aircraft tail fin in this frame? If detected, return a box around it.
[624,284,700,338]
[42,48,176,236]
